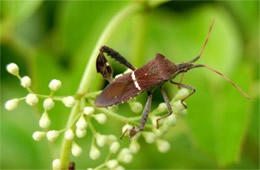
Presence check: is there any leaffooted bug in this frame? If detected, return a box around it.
[95,18,249,138]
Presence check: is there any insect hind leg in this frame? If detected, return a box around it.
[100,46,136,70]
[96,50,113,82]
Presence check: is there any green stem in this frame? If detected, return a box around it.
[95,107,140,123]
[59,101,80,168]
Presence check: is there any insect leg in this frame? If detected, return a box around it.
[177,72,185,89]
[129,91,152,138]
[156,87,173,129]
[100,46,136,70]
[170,80,196,109]
[96,50,113,82]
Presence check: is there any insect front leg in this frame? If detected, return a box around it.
[100,46,136,70]
[177,72,185,89]
[129,91,152,138]
[170,80,196,109]
[156,87,173,129]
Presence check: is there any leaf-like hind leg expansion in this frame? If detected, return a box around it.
[156,87,173,129]
[96,51,113,82]
[129,91,152,138]
[170,80,196,109]
[100,46,136,70]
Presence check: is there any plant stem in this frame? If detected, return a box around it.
[59,101,80,169]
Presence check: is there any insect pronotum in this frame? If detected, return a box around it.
[94,18,249,138]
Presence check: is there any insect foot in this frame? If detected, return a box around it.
[129,126,141,138]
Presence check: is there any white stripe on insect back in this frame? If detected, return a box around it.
[131,71,141,90]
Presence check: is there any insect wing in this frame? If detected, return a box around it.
[95,73,143,107]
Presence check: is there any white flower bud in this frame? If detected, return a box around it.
[89,145,100,160]
[115,165,125,170]
[49,79,62,91]
[94,113,107,124]
[122,124,132,133]
[121,155,134,164]
[83,106,94,115]
[20,76,31,88]
[5,99,19,111]
[118,148,133,164]
[107,135,117,144]
[47,130,59,142]
[87,168,93,170]
[32,131,45,141]
[153,128,162,136]
[96,133,107,147]
[151,116,159,126]
[7,63,19,76]
[43,98,54,110]
[166,114,177,126]
[156,139,170,153]
[110,141,120,153]
[158,102,167,112]
[142,132,156,144]
[39,112,51,129]
[52,159,61,170]
[174,88,189,100]
[72,142,82,157]
[172,100,186,115]
[180,109,187,116]
[65,129,74,140]
[62,96,75,107]
[106,160,118,169]
[129,140,140,153]
[76,116,87,130]
[76,128,86,138]
[26,94,38,106]
[129,102,143,113]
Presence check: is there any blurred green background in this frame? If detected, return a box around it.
[1,0,259,169]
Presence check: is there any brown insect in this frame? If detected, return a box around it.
[95,18,249,137]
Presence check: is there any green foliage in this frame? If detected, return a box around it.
[1,0,259,169]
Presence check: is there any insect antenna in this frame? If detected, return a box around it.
[188,17,216,64]
[192,64,250,99]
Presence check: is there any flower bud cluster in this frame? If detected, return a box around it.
[5,63,80,148]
